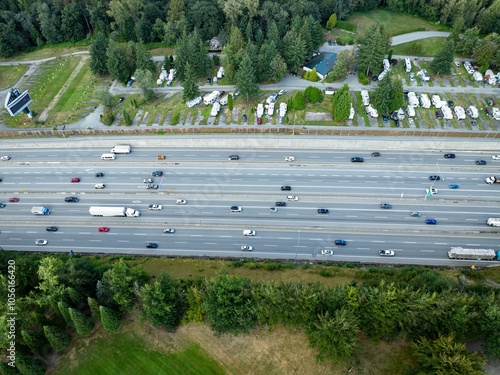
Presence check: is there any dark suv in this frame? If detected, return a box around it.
[152,171,163,177]
[351,157,364,162]
[275,202,287,207]
[46,226,58,232]
[228,155,239,160]
[64,196,79,202]
[281,186,291,191]
[429,175,441,181]
[444,153,456,159]
[380,203,392,209]
[317,208,329,214]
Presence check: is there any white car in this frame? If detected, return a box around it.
[1,156,10,161]
[35,239,47,246]
[321,250,334,255]
[176,199,187,205]
[230,205,242,212]
[163,228,175,233]
[426,188,438,195]
[243,230,256,236]
[143,178,153,183]
[95,183,105,189]
[285,156,295,162]
[148,204,162,210]
[241,245,253,251]
[379,250,395,257]
[287,195,299,201]
[492,155,500,160]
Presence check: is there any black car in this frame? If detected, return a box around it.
[380,203,392,209]
[46,226,58,232]
[334,240,347,246]
[351,157,364,162]
[95,172,104,177]
[146,243,158,249]
[371,152,381,157]
[0,203,5,208]
[64,196,79,202]
[152,171,163,177]
[444,153,456,159]
[429,175,441,181]
[275,201,287,207]
[448,100,454,106]
[228,155,239,160]
[486,108,493,116]
[317,208,329,214]
[242,114,248,122]
[0,178,2,182]
[435,110,444,119]
[475,160,487,165]
[281,186,291,191]
[206,77,211,84]
[147,184,159,190]
[118,97,125,103]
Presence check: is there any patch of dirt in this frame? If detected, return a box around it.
[305,112,332,121]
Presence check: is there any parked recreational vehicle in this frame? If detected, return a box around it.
[404,58,411,73]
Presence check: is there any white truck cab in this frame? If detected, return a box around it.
[285,156,295,162]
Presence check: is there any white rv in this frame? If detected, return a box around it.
[365,105,378,118]
[406,105,415,117]
[361,90,370,106]
[203,91,220,105]
[431,95,442,108]
[383,59,390,71]
[467,106,479,119]
[217,66,224,79]
[404,58,411,73]
[472,71,483,82]
[408,92,419,107]
[485,69,495,85]
[210,102,221,117]
[348,105,355,120]
[186,96,202,108]
[454,106,466,120]
[442,106,453,120]
[420,94,431,109]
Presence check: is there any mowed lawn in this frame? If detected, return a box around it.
[348,9,449,37]
[53,331,224,375]
[0,65,28,90]
[391,37,448,57]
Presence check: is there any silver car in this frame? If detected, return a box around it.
[410,211,422,217]
[35,239,48,246]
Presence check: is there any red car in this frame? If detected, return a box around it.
[98,227,109,232]
[9,197,19,202]
[71,178,80,183]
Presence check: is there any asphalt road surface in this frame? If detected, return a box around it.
[1,147,499,266]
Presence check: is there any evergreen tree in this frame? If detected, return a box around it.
[43,326,71,352]
[331,84,351,121]
[99,306,122,331]
[456,27,480,56]
[163,54,172,71]
[21,329,49,354]
[430,39,455,75]
[292,91,306,110]
[304,86,323,103]
[268,54,287,83]
[15,355,46,375]
[326,14,337,30]
[182,62,200,102]
[134,69,155,101]
[135,42,155,74]
[283,31,306,72]
[88,297,101,322]
[223,26,245,82]
[69,308,94,336]
[228,94,233,110]
[89,32,109,76]
[357,23,389,76]
[304,68,319,82]
[235,52,259,100]
[68,287,85,307]
[106,42,136,84]
[58,301,73,327]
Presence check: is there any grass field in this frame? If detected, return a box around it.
[391,37,448,57]
[0,44,89,63]
[348,10,449,37]
[0,65,28,90]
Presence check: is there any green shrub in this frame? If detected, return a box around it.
[326,14,337,30]
[319,268,334,277]
[305,86,323,103]
[170,110,180,125]
[304,68,319,82]
[336,20,356,32]
[100,109,115,125]
[358,71,369,85]
[292,91,306,110]
[122,109,132,125]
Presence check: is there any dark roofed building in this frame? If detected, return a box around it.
[303,52,337,80]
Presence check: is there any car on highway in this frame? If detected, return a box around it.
[64,196,79,202]
[0,203,5,208]
[275,202,286,207]
[147,184,159,190]
[241,245,253,251]
[285,156,295,161]
[380,203,392,209]
[71,177,80,183]
[429,175,441,181]
[426,219,437,225]
[152,171,163,177]
[243,230,256,236]
[379,250,395,257]
[334,240,347,246]
[176,199,187,205]
[95,172,104,177]
[228,155,239,160]
[149,204,162,210]
[492,155,500,160]
[270,207,278,213]
[9,197,19,202]
[287,195,299,201]
[163,228,175,233]
[444,153,456,159]
[321,250,334,255]
[46,226,58,232]
[475,160,487,165]
[35,239,47,246]
[410,211,422,217]
[426,188,438,195]
[281,186,291,191]
[449,184,459,189]
[98,227,110,232]
[0,178,2,182]
[351,157,364,162]
[1,156,11,161]
[371,152,381,157]
[230,206,242,212]
[317,208,329,214]
[146,243,158,249]
[143,178,153,183]
[95,183,105,189]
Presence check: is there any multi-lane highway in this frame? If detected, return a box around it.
[1,146,499,266]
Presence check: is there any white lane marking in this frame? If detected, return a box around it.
[308,238,323,241]
[10,238,22,240]
[26,231,37,233]
[190,234,202,237]
[466,219,478,221]
[89,240,102,242]
[204,242,217,245]
[175,242,187,244]
[133,233,147,236]
[434,242,447,245]
[117,240,129,243]
[278,237,292,240]
[294,245,307,248]
[345,215,358,218]
[466,244,480,246]
[219,235,233,238]
[264,244,277,247]
[372,240,386,243]
[79,232,91,235]
[62,239,74,241]
[404,241,416,244]
[421,250,435,252]
[357,248,370,250]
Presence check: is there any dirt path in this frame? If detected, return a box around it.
[38,56,88,122]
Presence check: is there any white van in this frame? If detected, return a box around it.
[95,183,105,189]
[101,153,116,160]
[285,156,295,162]
[243,230,256,236]
[287,195,299,201]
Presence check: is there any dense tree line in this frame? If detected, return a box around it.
[1,0,499,59]
[2,251,500,374]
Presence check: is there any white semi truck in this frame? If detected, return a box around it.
[89,206,140,217]
[111,145,131,154]
[31,206,51,215]
[448,247,500,260]
[485,176,500,184]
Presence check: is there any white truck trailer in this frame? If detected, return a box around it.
[89,206,140,217]
[487,218,500,227]
[448,247,500,261]
[31,206,51,215]
[111,145,131,154]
